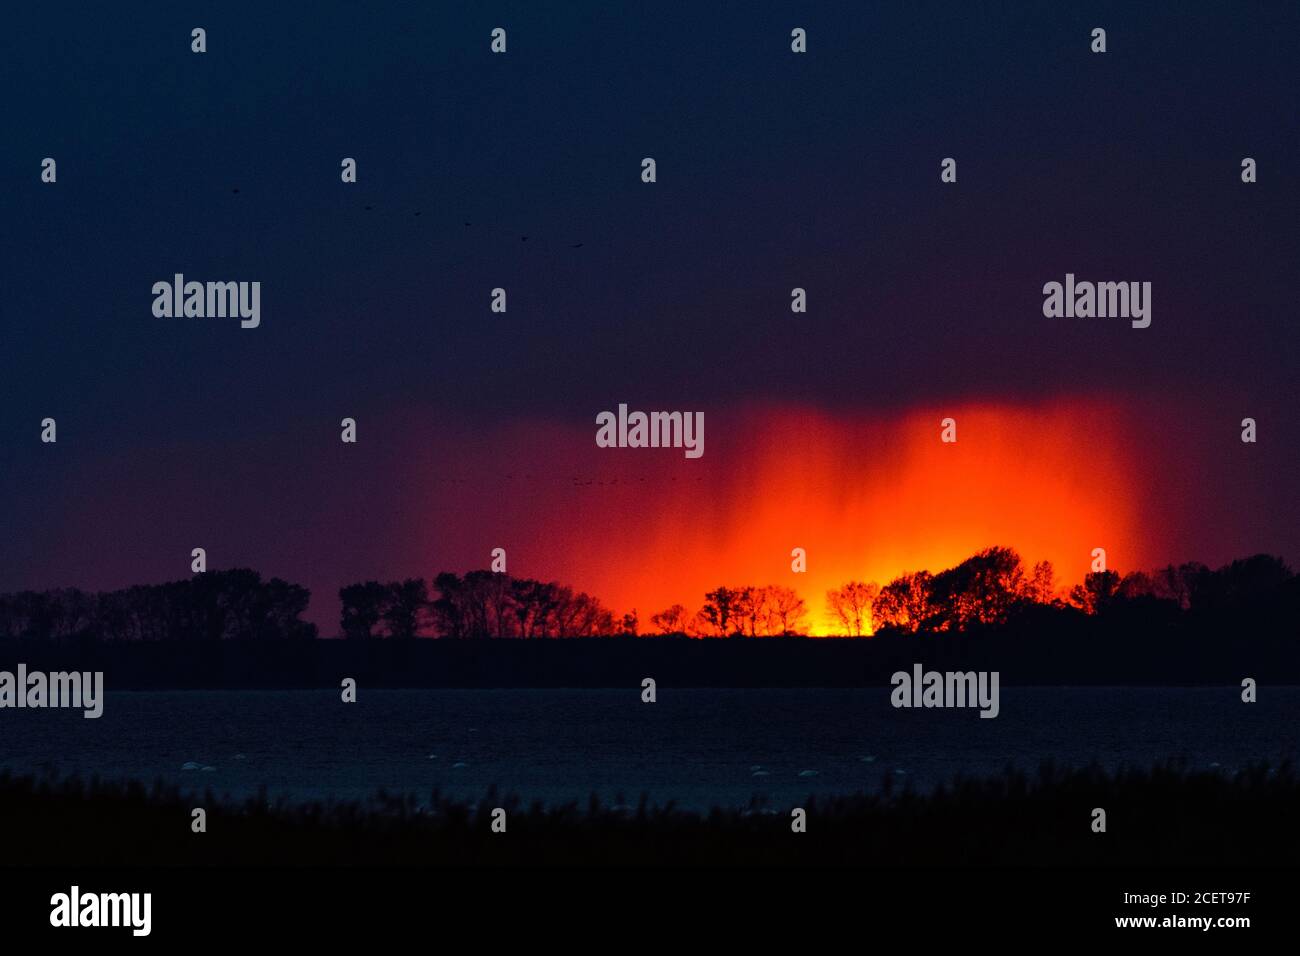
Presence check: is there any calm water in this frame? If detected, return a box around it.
[1,688,1296,811]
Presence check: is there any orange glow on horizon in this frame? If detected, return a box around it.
[413,399,1150,635]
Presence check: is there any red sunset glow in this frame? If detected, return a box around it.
[408,399,1149,634]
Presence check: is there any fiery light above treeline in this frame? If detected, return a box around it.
[410,399,1149,635]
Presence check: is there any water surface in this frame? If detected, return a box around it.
[1,687,1294,811]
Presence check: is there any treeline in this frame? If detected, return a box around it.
[336,547,1298,641]
[648,585,807,637]
[339,572,623,639]
[1,548,1295,643]
[0,569,316,642]
[677,547,1298,637]
[864,548,1298,635]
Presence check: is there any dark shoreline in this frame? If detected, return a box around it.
[2,622,1296,690]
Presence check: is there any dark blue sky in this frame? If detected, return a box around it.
[3,1,1297,618]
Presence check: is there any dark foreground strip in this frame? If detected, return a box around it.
[0,865,1282,942]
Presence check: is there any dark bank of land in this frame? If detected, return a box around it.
[2,550,1296,687]
[2,761,1296,866]
[2,546,1289,686]
[1,608,1297,690]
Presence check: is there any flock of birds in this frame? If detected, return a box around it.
[229,186,585,247]
[227,185,706,491]
[427,474,706,487]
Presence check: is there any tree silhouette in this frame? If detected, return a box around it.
[733,587,765,637]
[339,581,388,639]
[1069,570,1121,614]
[874,570,938,633]
[764,585,808,635]
[650,604,687,634]
[422,571,614,638]
[825,581,879,636]
[1025,560,1056,604]
[0,570,317,642]
[698,586,742,636]
[510,578,561,638]
[931,546,1026,628]
[383,578,430,639]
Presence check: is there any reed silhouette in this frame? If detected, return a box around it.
[3,761,1295,866]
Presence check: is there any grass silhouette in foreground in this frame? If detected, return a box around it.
[4,761,1296,866]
